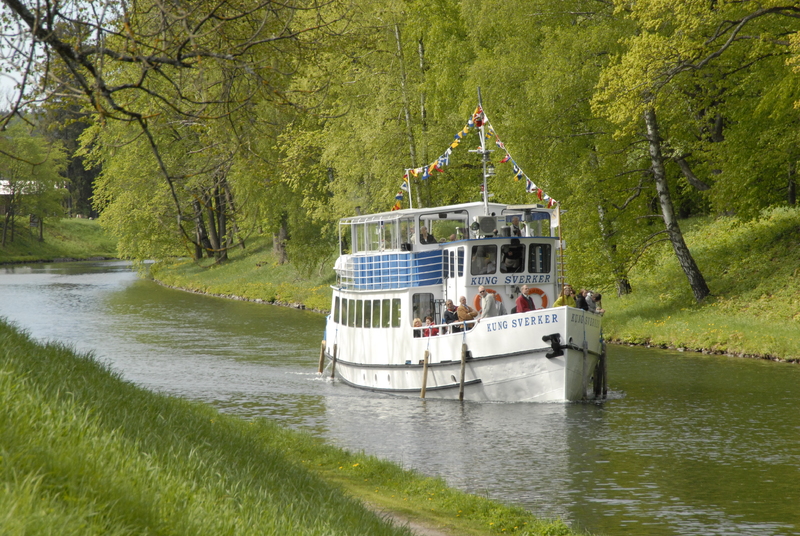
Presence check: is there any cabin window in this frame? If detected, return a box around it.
[528,244,552,273]
[412,293,435,325]
[421,210,468,243]
[458,247,465,276]
[449,251,455,278]
[363,300,370,328]
[391,298,402,328]
[442,251,451,279]
[382,299,391,328]
[348,299,356,327]
[341,298,348,325]
[334,297,340,324]
[500,243,525,273]
[471,245,497,275]
[372,299,381,328]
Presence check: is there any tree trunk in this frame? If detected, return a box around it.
[205,192,220,258]
[597,204,632,296]
[38,216,43,241]
[273,214,288,265]
[215,184,228,262]
[192,199,212,260]
[1,211,10,247]
[394,23,421,208]
[788,164,796,206]
[644,107,710,302]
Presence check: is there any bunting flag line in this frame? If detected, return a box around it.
[392,104,558,209]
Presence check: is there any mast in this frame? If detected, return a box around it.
[475,87,491,215]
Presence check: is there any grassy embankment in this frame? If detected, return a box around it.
[154,207,800,361]
[0,319,584,536]
[0,218,117,263]
[601,206,800,361]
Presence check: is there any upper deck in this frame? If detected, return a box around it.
[335,202,561,291]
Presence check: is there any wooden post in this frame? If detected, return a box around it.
[317,340,326,373]
[601,341,608,398]
[330,344,338,379]
[459,343,468,401]
[420,350,430,398]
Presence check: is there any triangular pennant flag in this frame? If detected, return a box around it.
[500,154,510,163]
[395,191,404,200]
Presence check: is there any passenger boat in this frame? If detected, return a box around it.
[319,104,606,402]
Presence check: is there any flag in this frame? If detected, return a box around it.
[500,154,510,163]
[395,191,404,200]
[526,178,536,193]
[400,179,409,191]
[422,166,430,180]
[391,201,401,211]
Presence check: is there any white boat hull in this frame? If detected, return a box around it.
[324,306,604,403]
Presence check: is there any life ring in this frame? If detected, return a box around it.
[474,288,503,311]
[525,287,549,309]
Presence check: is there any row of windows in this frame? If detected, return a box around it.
[441,244,553,277]
[333,297,402,328]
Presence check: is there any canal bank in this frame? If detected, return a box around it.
[0,316,583,536]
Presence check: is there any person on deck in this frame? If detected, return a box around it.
[478,285,501,319]
[575,289,589,311]
[443,299,459,333]
[510,216,523,237]
[457,295,479,330]
[586,292,605,315]
[413,317,423,338]
[516,285,537,313]
[423,316,439,337]
[553,284,577,307]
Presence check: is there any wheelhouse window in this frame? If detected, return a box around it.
[471,245,497,275]
[372,299,381,328]
[528,244,552,273]
[363,300,371,328]
[334,297,340,324]
[500,243,525,273]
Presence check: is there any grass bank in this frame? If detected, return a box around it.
[0,218,117,263]
[0,319,586,536]
[153,207,799,362]
[600,206,800,361]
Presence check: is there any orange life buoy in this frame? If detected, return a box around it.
[474,288,503,311]
[525,287,549,309]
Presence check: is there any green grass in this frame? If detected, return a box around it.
[150,235,334,312]
[0,218,117,263]
[601,206,800,361]
[0,319,589,536]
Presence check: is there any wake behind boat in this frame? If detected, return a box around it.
[319,102,606,402]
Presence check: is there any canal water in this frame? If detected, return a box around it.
[1,260,798,536]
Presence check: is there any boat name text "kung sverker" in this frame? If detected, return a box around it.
[470,275,553,286]
[484,313,559,332]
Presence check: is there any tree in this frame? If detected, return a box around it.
[0,122,67,246]
[1,0,350,260]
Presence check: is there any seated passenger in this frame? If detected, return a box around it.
[423,316,439,337]
[501,242,523,273]
[413,317,423,338]
[456,295,479,329]
[443,299,459,333]
[419,226,437,244]
[516,285,536,313]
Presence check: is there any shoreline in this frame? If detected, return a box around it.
[154,277,798,365]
